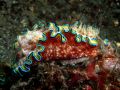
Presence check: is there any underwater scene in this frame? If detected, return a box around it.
[0,0,120,90]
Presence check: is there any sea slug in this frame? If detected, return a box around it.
[13,21,120,90]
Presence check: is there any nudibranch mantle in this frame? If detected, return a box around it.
[13,21,108,76]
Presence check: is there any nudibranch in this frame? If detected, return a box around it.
[13,21,109,77]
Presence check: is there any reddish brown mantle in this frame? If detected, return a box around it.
[39,32,99,61]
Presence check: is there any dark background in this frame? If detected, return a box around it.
[0,0,120,88]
